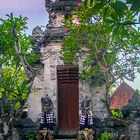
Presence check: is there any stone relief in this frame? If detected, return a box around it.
[41,94,54,113]
[50,55,57,80]
[53,85,56,96]
[41,47,57,60]
[50,69,57,80]
[50,55,57,67]
[45,0,53,12]
[80,82,92,97]
[49,12,64,27]
[81,95,92,114]
[49,52,63,80]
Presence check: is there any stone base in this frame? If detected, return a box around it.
[53,131,78,139]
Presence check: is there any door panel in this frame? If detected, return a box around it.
[57,65,79,131]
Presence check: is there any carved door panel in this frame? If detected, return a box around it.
[57,65,79,131]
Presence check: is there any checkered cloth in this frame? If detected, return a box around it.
[40,112,55,124]
[80,114,93,125]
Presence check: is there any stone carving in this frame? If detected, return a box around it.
[32,26,44,48]
[50,69,56,80]
[49,12,64,27]
[41,47,57,60]
[45,0,53,12]
[81,96,92,114]
[50,55,56,67]
[41,94,54,113]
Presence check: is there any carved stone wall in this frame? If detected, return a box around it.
[28,0,107,123]
[28,45,107,122]
[28,77,44,122]
[28,41,64,122]
[92,86,109,119]
[79,56,108,119]
[80,82,108,119]
[42,42,63,121]
[49,12,64,27]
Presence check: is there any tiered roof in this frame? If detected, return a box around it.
[110,82,137,109]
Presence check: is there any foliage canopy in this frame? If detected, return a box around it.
[61,0,140,86]
[61,0,140,112]
[0,13,39,138]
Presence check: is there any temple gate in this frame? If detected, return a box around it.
[28,0,108,133]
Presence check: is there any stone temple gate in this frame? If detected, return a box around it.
[28,0,108,132]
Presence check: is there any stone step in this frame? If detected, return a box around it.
[53,131,77,139]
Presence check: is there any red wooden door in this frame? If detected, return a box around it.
[57,65,79,131]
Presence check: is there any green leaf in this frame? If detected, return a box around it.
[112,1,128,18]
[91,2,105,13]
[83,0,88,7]
[90,0,94,6]
[104,18,114,24]
[130,1,140,12]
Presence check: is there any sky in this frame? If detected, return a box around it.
[0,0,48,34]
[0,0,140,90]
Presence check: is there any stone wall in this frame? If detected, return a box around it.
[41,42,63,121]
[28,77,44,122]
[92,86,109,119]
[28,41,108,122]
[127,118,140,140]
[28,0,108,124]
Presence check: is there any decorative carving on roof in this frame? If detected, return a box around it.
[32,0,81,48]
[44,27,64,42]
[32,26,45,53]
[49,12,64,27]
[43,0,82,43]
[45,0,78,13]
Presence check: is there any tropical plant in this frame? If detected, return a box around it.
[0,13,39,139]
[61,0,140,114]
[97,131,112,140]
[111,109,123,118]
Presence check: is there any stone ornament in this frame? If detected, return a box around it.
[41,94,54,113]
[49,12,64,27]
[81,95,92,114]
[32,26,44,47]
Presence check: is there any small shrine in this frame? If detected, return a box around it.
[109,82,140,140]
[110,81,137,110]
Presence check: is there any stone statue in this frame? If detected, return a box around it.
[80,96,93,130]
[41,94,54,113]
[81,96,92,114]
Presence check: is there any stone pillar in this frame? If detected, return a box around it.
[41,42,63,123]
[79,53,108,119]
[28,77,44,122]
[92,86,109,119]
